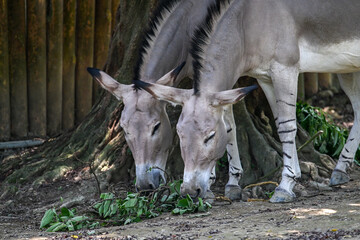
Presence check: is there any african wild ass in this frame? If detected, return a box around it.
[88,0,245,200]
[136,0,360,202]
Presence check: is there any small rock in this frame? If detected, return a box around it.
[318,90,334,98]
[60,195,86,209]
[241,189,251,202]
[308,180,332,191]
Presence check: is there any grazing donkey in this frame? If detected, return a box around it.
[89,0,245,199]
[135,0,360,202]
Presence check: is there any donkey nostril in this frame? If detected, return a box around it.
[149,183,156,190]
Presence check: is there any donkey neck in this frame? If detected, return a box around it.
[197,0,247,93]
[139,0,216,83]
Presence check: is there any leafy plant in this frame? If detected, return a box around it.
[93,193,118,218]
[40,180,211,232]
[40,207,97,232]
[111,180,211,225]
[296,102,360,166]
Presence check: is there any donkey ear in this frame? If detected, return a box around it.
[87,68,131,100]
[134,79,191,106]
[155,61,186,86]
[210,85,258,107]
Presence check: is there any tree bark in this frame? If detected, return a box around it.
[0,1,333,194]
[93,0,112,102]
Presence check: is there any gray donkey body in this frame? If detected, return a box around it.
[137,0,360,202]
[89,0,245,200]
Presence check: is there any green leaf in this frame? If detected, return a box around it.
[46,222,67,232]
[124,218,132,225]
[177,198,189,208]
[40,209,56,228]
[93,202,102,210]
[103,200,111,216]
[66,220,75,231]
[172,208,180,214]
[70,216,88,222]
[124,198,138,208]
[137,208,143,217]
[60,207,71,217]
[179,209,187,215]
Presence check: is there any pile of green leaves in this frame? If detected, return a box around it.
[40,180,211,232]
[296,102,360,165]
[40,207,97,232]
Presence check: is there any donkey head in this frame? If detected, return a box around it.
[136,80,257,198]
[87,64,185,191]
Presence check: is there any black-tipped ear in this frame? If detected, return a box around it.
[133,79,191,106]
[156,61,186,86]
[211,85,258,107]
[133,79,153,91]
[170,61,186,81]
[87,67,131,100]
[87,67,102,79]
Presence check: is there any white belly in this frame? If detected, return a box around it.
[299,38,360,73]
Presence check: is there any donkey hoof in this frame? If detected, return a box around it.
[329,170,350,186]
[204,190,215,204]
[225,184,242,201]
[269,187,296,203]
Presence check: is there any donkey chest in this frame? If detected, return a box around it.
[298,38,360,73]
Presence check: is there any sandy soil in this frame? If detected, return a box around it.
[1,170,360,240]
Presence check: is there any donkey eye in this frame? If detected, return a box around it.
[152,122,161,136]
[204,131,216,144]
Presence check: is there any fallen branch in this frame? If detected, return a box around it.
[244,181,279,190]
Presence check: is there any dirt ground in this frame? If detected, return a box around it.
[1,89,360,240]
[0,169,360,240]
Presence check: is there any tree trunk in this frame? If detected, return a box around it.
[0,1,333,195]
[93,0,112,102]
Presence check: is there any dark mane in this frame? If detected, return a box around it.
[133,0,181,81]
[190,0,232,94]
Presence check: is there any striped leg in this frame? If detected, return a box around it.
[266,63,301,203]
[330,72,360,186]
[223,105,243,200]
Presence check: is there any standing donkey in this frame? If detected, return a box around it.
[88,0,244,200]
[135,0,360,202]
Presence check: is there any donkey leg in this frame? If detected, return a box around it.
[205,167,216,201]
[223,105,243,200]
[330,72,360,186]
[267,64,301,203]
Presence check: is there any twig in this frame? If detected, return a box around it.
[148,166,172,183]
[247,198,268,202]
[297,130,324,152]
[214,196,232,204]
[244,181,279,190]
[74,154,101,196]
